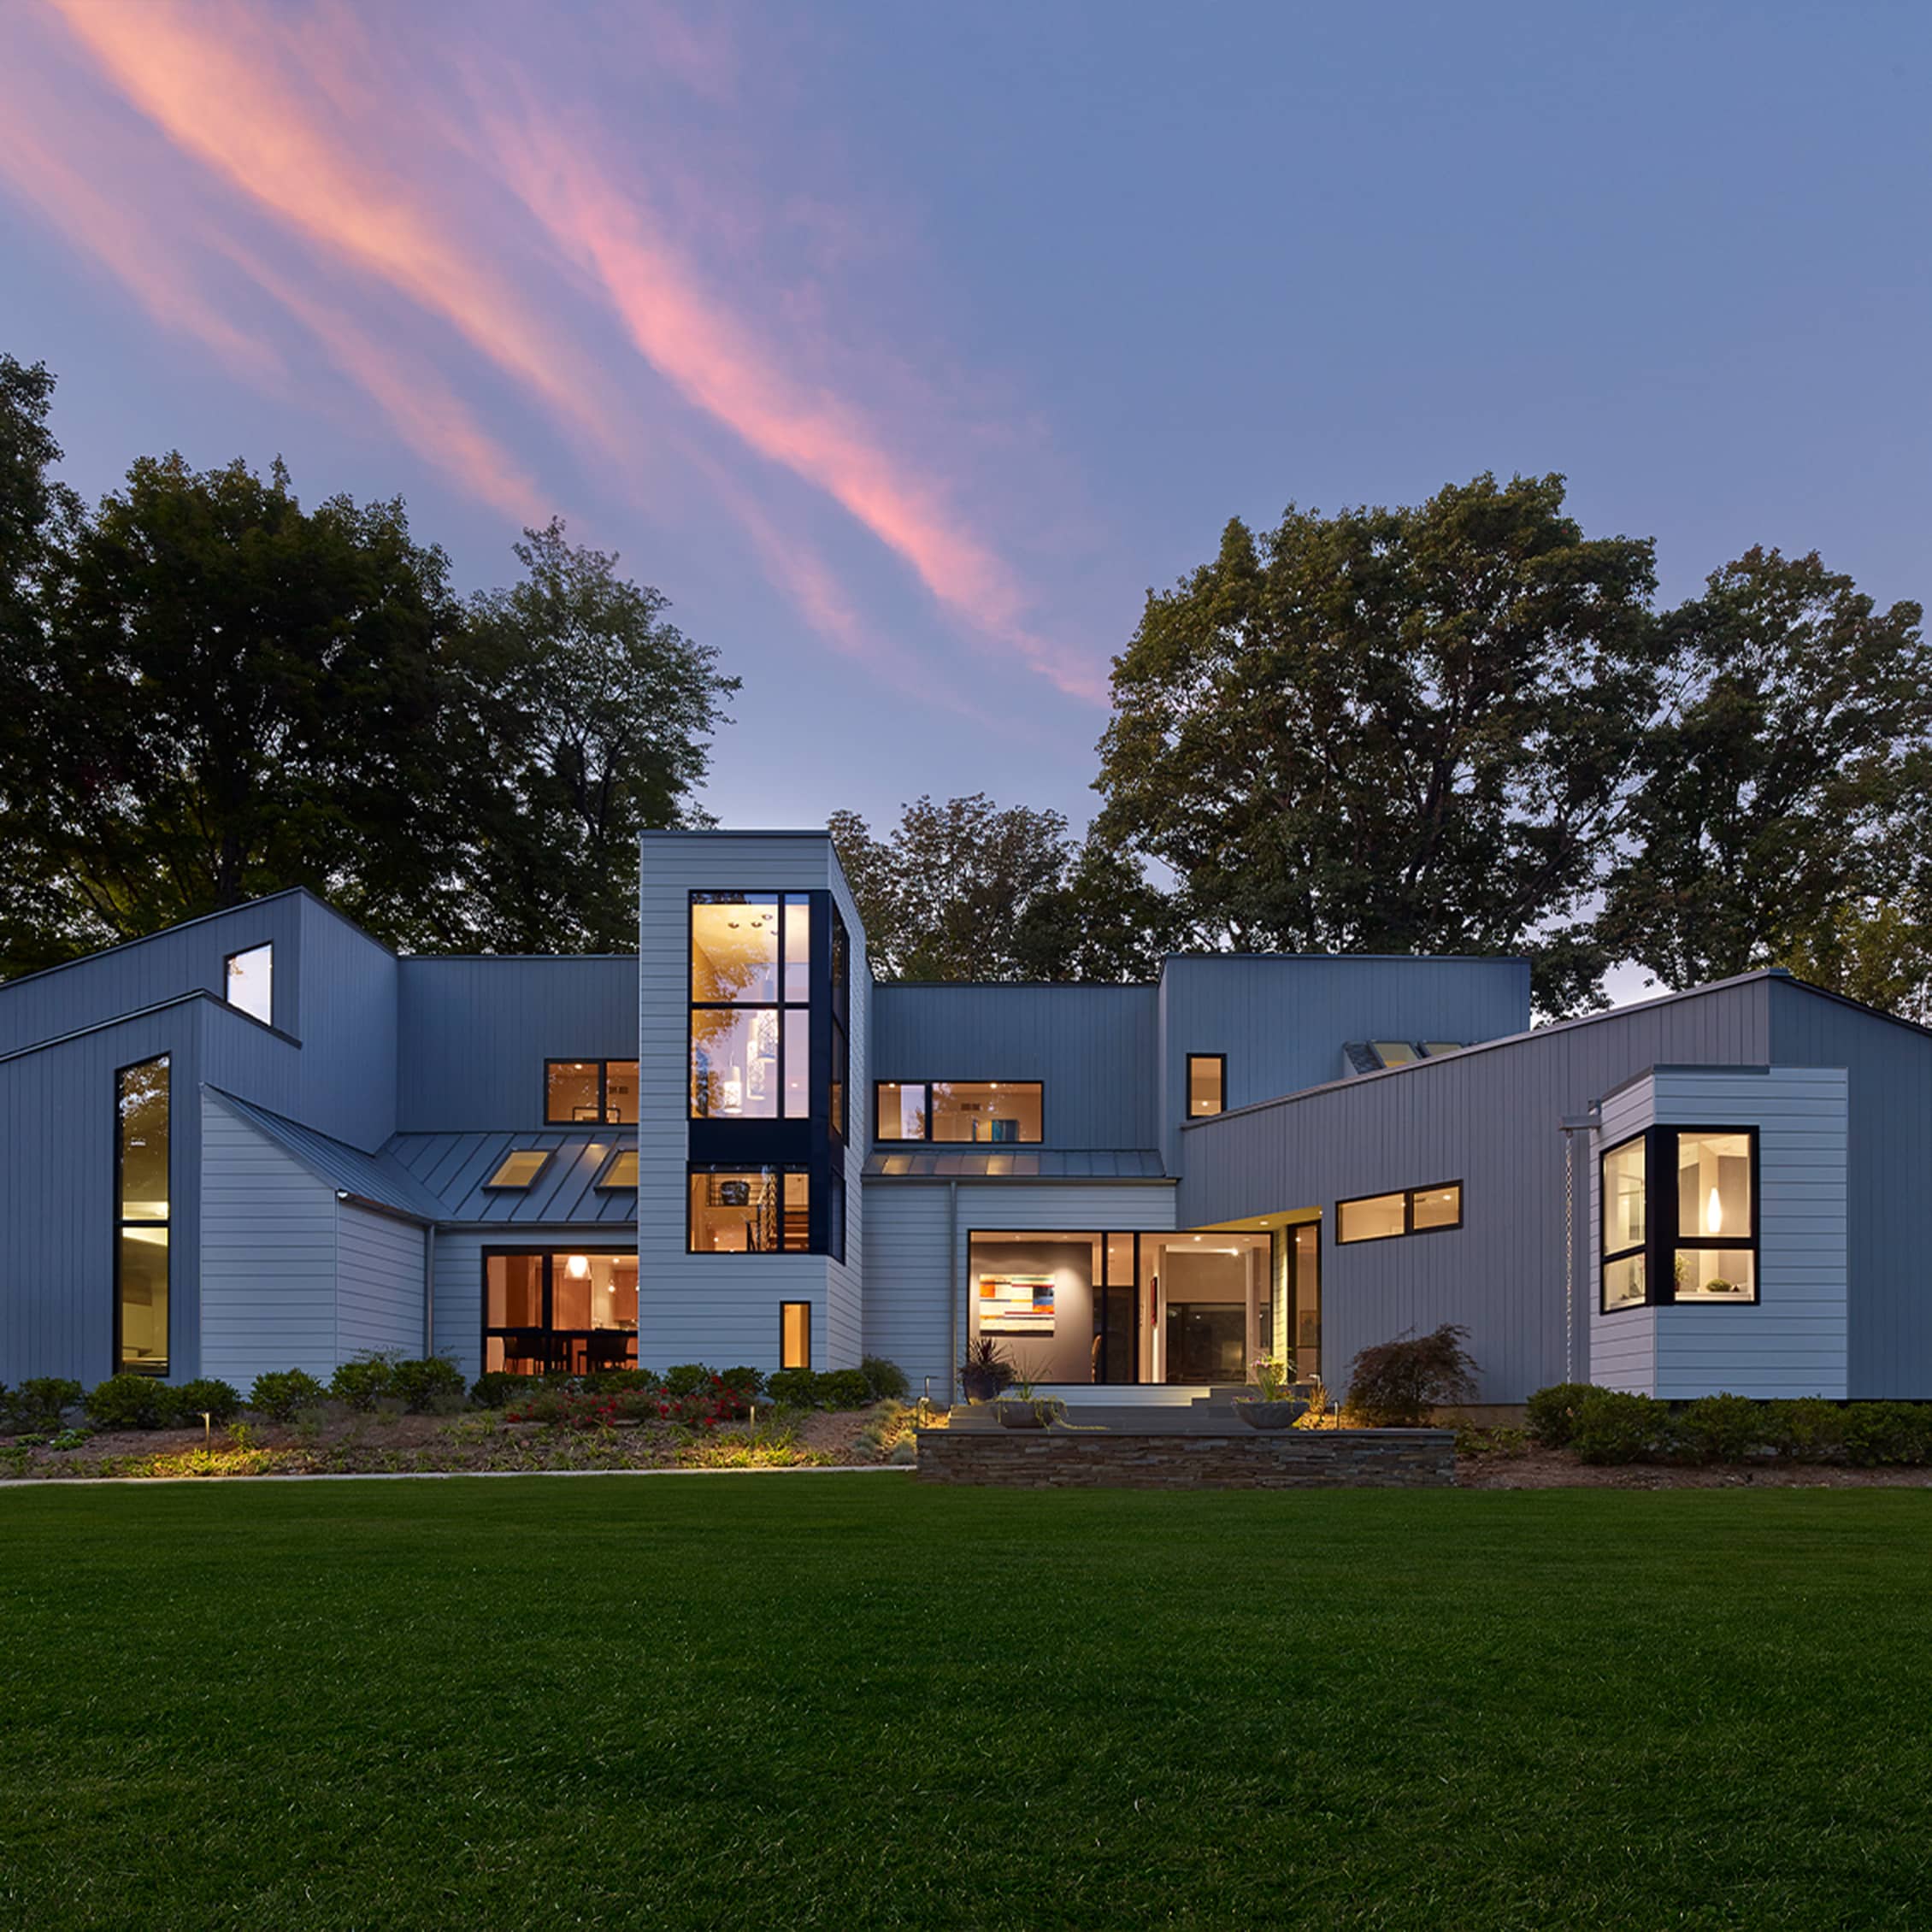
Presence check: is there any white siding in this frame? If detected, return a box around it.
[1587,1076,1658,1393]
[863,1179,1177,1397]
[336,1205,427,1360]
[1588,1067,1848,1399]
[199,1091,339,1386]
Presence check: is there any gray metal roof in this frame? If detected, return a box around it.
[385,1129,639,1225]
[862,1147,1169,1181]
[210,1093,446,1222]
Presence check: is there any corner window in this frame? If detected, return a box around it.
[486,1150,551,1189]
[224,943,273,1026]
[1599,1128,1758,1311]
[1336,1181,1463,1244]
[687,1166,811,1253]
[595,1149,639,1190]
[115,1057,170,1375]
[546,1059,638,1124]
[780,1301,812,1369]
[1187,1055,1225,1118]
[691,895,812,1120]
[875,1081,1043,1144]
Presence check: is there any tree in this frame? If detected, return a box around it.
[1599,547,1931,998]
[828,794,1171,981]
[459,518,738,951]
[4,450,470,974]
[1093,474,1661,1011]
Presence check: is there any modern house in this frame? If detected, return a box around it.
[4,828,1929,1407]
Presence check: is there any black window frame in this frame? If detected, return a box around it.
[779,1300,812,1370]
[1334,1180,1464,1245]
[113,1053,171,1380]
[687,892,814,1125]
[480,1247,640,1376]
[544,1058,640,1126]
[1599,1125,1761,1314]
[686,1163,816,1256]
[1599,1129,1650,1315]
[1186,1053,1227,1119]
[483,1149,555,1191]
[872,1079,1046,1146]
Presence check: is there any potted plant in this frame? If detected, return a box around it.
[1233,1352,1309,1430]
[957,1338,1014,1405]
[995,1368,1049,1428]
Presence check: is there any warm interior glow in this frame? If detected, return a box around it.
[1707,1186,1723,1235]
[566,1253,589,1278]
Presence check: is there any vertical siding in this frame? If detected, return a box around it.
[336,1205,429,1361]
[0,1008,207,1386]
[1769,980,1932,1398]
[397,957,639,1132]
[1157,954,1532,1174]
[199,1091,339,1387]
[869,985,1158,1150]
[1175,980,1774,1403]
[862,1179,1177,1397]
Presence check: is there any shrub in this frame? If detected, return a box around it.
[387,1357,467,1414]
[330,1356,396,1412]
[1673,1393,1765,1464]
[765,1368,818,1409]
[663,1364,716,1398]
[84,1374,170,1431]
[816,1369,874,1410]
[1570,1389,1674,1464]
[1524,1382,1600,1451]
[861,1356,910,1401]
[580,1368,663,1396]
[250,1369,328,1420]
[1345,1324,1479,1427]
[471,1370,535,1408]
[1841,1402,1932,1468]
[1762,1398,1845,1462]
[164,1379,243,1426]
[5,1376,84,1434]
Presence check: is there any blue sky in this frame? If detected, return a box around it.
[2,0,1926,857]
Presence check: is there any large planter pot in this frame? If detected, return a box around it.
[1234,1398,1309,1431]
[996,1399,1048,1429]
[960,1369,1005,1405]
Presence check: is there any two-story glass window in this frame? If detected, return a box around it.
[115,1057,170,1375]
[1599,1128,1758,1311]
[545,1059,639,1123]
[690,895,812,1120]
[875,1081,1044,1144]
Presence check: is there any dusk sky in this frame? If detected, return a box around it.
[2,0,1926,844]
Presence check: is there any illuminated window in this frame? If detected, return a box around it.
[1336,1181,1463,1244]
[690,895,813,1120]
[687,1167,812,1253]
[486,1150,551,1189]
[115,1057,170,1375]
[875,1081,1043,1143]
[1600,1135,1647,1311]
[224,944,273,1027]
[1598,1128,1758,1311]
[545,1059,639,1124]
[780,1301,812,1369]
[1187,1055,1225,1117]
[482,1250,638,1375]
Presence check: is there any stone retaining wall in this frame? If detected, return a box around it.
[915,1427,1456,1488]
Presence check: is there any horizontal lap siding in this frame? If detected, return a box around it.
[336,1206,427,1361]
[200,1093,339,1387]
[1176,982,1774,1405]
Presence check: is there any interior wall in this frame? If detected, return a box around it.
[967,1236,1096,1383]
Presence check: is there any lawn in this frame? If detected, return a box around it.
[2,1479,1926,1930]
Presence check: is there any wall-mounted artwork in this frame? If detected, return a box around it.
[978,1274,1055,1333]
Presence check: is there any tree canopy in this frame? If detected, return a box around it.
[1093,474,1661,1010]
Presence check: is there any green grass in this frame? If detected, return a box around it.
[2,1479,1928,1930]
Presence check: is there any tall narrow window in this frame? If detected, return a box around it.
[1672,1130,1757,1303]
[224,944,273,1026]
[1599,1135,1647,1311]
[780,1301,812,1369]
[115,1057,170,1375]
[691,895,815,1119]
[1187,1055,1225,1117]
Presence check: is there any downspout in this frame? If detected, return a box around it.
[947,1180,959,1406]
[423,1222,436,1358]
